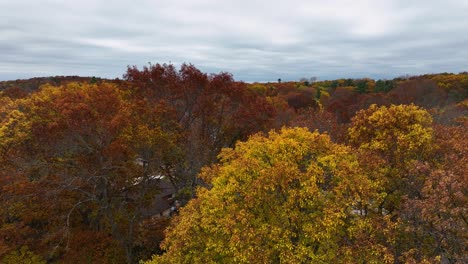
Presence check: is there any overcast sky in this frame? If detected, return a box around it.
[1,0,467,82]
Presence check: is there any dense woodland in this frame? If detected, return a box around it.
[0,64,466,263]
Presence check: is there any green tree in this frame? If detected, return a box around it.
[375,79,394,92]
[355,80,368,94]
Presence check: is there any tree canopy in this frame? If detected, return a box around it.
[148,127,382,263]
[0,67,466,263]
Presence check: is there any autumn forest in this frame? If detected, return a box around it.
[0,64,466,263]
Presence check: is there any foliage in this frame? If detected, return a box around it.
[0,82,180,263]
[124,63,276,189]
[148,128,381,263]
[374,79,394,93]
[347,104,468,262]
[1,246,46,264]
[1,69,467,263]
[349,104,433,168]
[399,122,468,263]
[387,79,447,109]
[292,108,348,143]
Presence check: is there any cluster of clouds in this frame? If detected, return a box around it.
[1,0,467,81]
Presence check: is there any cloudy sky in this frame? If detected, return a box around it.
[1,0,467,82]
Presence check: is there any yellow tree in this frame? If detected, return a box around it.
[348,104,436,261]
[349,104,433,167]
[348,104,433,211]
[148,127,383,264]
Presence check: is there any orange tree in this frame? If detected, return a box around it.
[124,63,276,192]
[399,120,467,263]
[0,82,181,263]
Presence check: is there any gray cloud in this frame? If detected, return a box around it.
[0,0,467,81]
